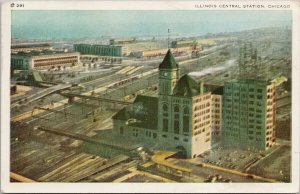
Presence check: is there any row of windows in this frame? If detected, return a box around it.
[225,132,239,138]
[266,131,273,135]
[119,127,159,139]
[33,56,78,62]
[162,104,189,114]
[194,128,207,135]
[212,109,221,114]
[193,95,211,103]
[226,87,263,93]
[214,104,221,108]
[161,134,189,142]
[213,120,221,125]
[194,109,210,117]
[34,59,77,67]
[225,98,264,105]
[75,45,122,56]
[248,131,262,135]
[213,98,221,102]
[163,117,190,133]
[248,136,262,141]
[194,121,210,130]
[194,103,210,111]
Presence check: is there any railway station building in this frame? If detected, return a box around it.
[222,79,276,150]
[112,50,213,158]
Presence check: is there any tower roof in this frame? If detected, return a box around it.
[159,49,179,70]
[112,95,158,130]
[173,74,200,97]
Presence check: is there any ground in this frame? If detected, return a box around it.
[248,145,291,182]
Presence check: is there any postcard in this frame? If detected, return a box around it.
[1,0,299,193]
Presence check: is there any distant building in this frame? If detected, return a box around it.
[222,79,276,150]
[11,43,52,54]
[171,40,197,48]
[11,51,80,70]
[74,44,123,57]
[109,38,136,45]
[112,50,212,158]
[130,47,192,58]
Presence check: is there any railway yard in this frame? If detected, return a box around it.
[9,27,292,183]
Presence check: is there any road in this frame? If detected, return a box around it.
[11,83,72,109]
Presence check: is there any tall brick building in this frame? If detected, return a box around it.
[222,79,276,150]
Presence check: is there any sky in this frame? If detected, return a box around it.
[11,10,292,39]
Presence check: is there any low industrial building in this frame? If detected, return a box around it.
[74,44,124,57]
[222,79,276,150]
[109,38,136,45]
[171,40,198,48]
[130,47,193,58]
[11,51,80,70]
[11,43,52,54]
[112,50,212,158]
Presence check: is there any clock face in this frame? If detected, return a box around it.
[163,72,168,77]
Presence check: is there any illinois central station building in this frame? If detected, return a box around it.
[112,50,215,158]
[112,50,277,157]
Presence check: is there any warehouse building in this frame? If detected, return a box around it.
[11,43,52,54]
[130,47,192,58]
[222,79,276,150]
[112,50,212,158]
[11,51,80,70]
[171,40,198,48]
[74,44,124,57]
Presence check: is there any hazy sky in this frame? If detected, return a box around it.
[12,10,292,39]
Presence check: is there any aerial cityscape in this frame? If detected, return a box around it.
[10,10,291,183]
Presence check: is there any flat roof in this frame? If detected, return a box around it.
[226,78,272,85]
[74,43,122,48]
[11,50,79,57]
[151,151,192,173]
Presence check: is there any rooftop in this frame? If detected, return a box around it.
[204,84,224,95]
[112,95,158,130]
[11,50,79,57]
[173,74,201,97]
[158,49,179,70]
[226,78,273,86]
[74,43,122,48]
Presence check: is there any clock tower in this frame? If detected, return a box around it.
[157,49,179,136]
[158,49,179,96]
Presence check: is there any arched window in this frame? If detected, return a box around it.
[174,105,180,134]
[174,105,179,113]
[183,107,189,134]
[184,107,189,115]
[163,104,168,112]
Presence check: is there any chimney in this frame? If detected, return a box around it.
[200,80,204,95]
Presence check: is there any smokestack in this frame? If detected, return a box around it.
[200,80,204,95]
